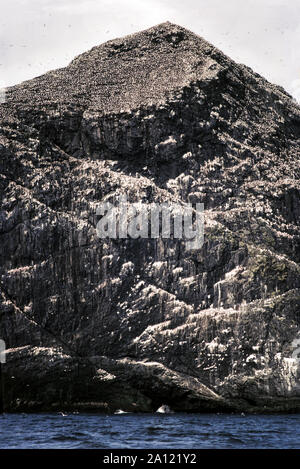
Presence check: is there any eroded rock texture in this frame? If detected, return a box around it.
[1,22,300,412]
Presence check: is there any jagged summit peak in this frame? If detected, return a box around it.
[105,21,196,43]
[70,20,206,65]
[6,21,217,114]
[134,21,193,36]
[3,22,298,117]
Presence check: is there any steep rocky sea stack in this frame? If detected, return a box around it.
[1,22,300,413]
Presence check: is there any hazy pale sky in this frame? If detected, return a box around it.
[0,0,300,101]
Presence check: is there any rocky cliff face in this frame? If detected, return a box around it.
[1,22,300,412]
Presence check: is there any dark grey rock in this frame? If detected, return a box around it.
[0,22,300,412]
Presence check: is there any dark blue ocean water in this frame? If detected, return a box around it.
[0,413,299,449]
